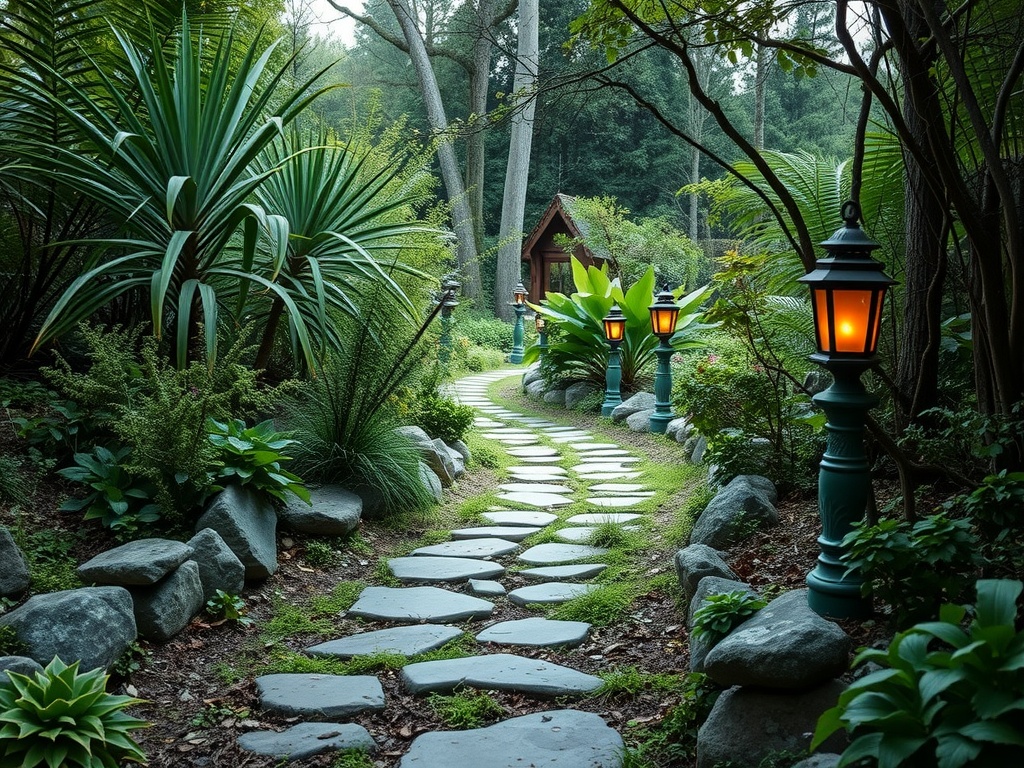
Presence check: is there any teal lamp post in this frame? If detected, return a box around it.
[799,201,895,620]
[648,285,679,433]
[535,315,548,357]
[509,281,527,364]
[600,304,626,416]
[438,277,460,367]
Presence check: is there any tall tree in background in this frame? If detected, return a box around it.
[494,0,538,319]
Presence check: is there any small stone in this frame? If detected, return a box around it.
[130,560,205,641]
[256,674,385,719]
[450,526,541,542]
[347,586,494,623]
[477,618,590,648]
[418,463,443,502]
[186,529,245,602]
[279,485,362,536]
[77,538,194,586]
[611,392,657,422]
[519,564,608,582]
[507,582,598,606]
[0,528,30,597]
[482,510,558,527]
[412,539,519,559]
[0,656,43,682]
[307,625,464,659]
[195,485,278,579]
[689,475,779,550]
[239,722,376,761]
[495,492,573,508]
[402,653,602,697]
[674,544,737,606]
[388,556,504,584]
[626,409,657,431]
[517,543,608,565]
[468,579,506,597]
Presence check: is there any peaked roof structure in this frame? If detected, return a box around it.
[520,194,606,301]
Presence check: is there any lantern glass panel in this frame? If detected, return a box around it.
[812,287,887,355]
[650,307,679,337]
[603,317,625,342]
[535,316,546,332]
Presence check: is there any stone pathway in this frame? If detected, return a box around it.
[241,368,659,765]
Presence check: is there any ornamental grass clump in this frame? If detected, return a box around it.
[0,656,149,768]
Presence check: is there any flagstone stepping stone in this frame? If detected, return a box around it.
[552,435,595,443]
[518,543,609,565]
[388,556,504,583]
[401,653,602,697]
[239,722,376,761]
[483,428,536,435]
[590,483,650,493]
[508,582,599,606]
[256,674,385,718]
[449,526,541,542]
[399,709,624,768]
[508,465,567,475]
[554,526,639,544]
[468,579,506,597]
[572,463,637,474]
[587,496,650,507]
[572,443,622,451]
[473,420,502,428]
[565,513,643,525]
[515,456,564,464]
[495,492,573,508]
[412,538,519,559]
[477,617,590,648]
[347,586,494,623]
[576,455,641,464]
[498,482,572,494]
[575,471,641,480]
[576,449,632,457]
[306,625,464,658]
[519,564,608,581]
[505,446,559,457]
[481,510,558,527]
[540,426,580,433]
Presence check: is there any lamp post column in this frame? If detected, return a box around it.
[601,344,623,416]
[649,340,674,433]
[510,302,526,364]
[807,361,875,619]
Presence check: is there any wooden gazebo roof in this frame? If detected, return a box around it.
[520,194,605,302]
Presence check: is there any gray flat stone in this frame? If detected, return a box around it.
[575,471,640,480]
[571,443,621,451]
[576,449,632,458]
[508,582,599,606]
[508,473,568,483]
[307,625,464,658]
[348,586,494,623]
[519,564,608,582]
[571,463,635,473]
[507,465,567,475]
[553,526,639,543]
[498,483,572,494]
[239,722,375,761]
[468,579,506,597]
[518,543,609,565]
[279,485,362,536]
[586,496,649,507]
[575,455,641,463]
[497,438,540,445]
[412,539,519,559]
[505,446,559,457]
[77,539,193,586]
[495,492,573,508]
[256,674,384,718]
[551,435,594,443]
[482,428,535,435]
[450,526,541,542]
[399,709,624,768]
[402,653,602,697]
[477,618,590,648]
[481,511,558,527]
[388,556,504,584]
[589,483,647,492]
[517,456,567,464]
[565,513,642,526]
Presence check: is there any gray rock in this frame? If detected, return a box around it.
[388,556,504,584]
[400,709,624,768]
[130,560,205,641]
[450,526,541,542]
[439,440,466,479]
[77,538,193,586]
[682,435,698,457]
[402,653,602,697]
[691,435,708,463]
[696,681,848,768]
[803,369,832,396]
[347,586,494,623]
[792,756,842,768]
[239,722,376,762]
[564,382,601,410]
[186,528,245,602]
[353,484,389,520]
[195,485,278,579]
[543,389,567,404]
[688,577,758,672]
[496,491,573,508]
[477,618,590,649]
[611,392,656,422]
[307,625,464,659]
[737,474,778,504]
[421,439,457,487]
[394,425,433,448]
[564,513,641,525]
[689,475,779,549]
[412,538,518,559]
[0,656,43,681]
[525,380,547,398]
[0,527,30,597]
[418,462,443,502]
[626,409,656,431]
[674,544,737,605]
[521,364,543,389]
[666,417,692,441]
[279,485,362,536]
[468,579,506,597]
[448,439,472,464]
[481,510,558,527]
[256,674,385,719]
[508,583,598,606]
[0,587,136,671]
[517,543,609,565]
[519,564,608,582]
[703,589,851,690]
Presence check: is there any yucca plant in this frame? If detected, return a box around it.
[14,12,338,369]
[525,258,708,390]
[0,656,149,768]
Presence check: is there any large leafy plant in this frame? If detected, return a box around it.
[525,258,707,390]
[691,591,767,646]
[208,418,309,505]
[814,579,1024,767]
[57,445,160,531]
[0,656,149,768]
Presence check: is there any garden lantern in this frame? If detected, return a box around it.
[509,280,527,364]
[648,285,678,433]
[438,277,460,366]
[601,304,626,416]
[799,201,895,620]
[535,314,548,357]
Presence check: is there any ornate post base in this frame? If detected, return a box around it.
[601,345,623,416]
[509,305,525,364]
[807,359,875,619]
[537,331,548,358]
[649,341,674,433]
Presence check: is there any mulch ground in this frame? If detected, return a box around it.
[1,376,891,767]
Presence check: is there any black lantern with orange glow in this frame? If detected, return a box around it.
[798,202,895,621]
[600,304,626,416]
[648,285,678,433]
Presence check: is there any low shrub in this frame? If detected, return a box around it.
[462,344,505,372]
[58,445,160,533]
[455,315,514,352]
[411,396,474,444]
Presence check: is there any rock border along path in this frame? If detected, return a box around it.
[242,369,658,766]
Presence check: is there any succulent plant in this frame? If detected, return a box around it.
[0,656,149,768]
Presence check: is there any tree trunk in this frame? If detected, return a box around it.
[464,0,498,255]
[385,0,482,299]
[494,0,538,321]
[753,44,768,150]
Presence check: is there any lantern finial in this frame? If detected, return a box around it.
[841,200,860,227]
